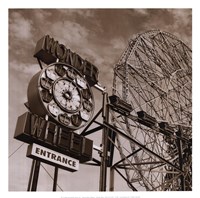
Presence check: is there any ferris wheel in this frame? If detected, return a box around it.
[111,30,192,191]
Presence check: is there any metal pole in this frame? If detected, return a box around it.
[27,159,36,191]
[177,127,185,191]
[99,92,109,191]
[53,167,59,191]
[109,167,115,191]
[31,160,41,191]
[114,167,137,191]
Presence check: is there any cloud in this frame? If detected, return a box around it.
[169,9,191,27]
[135,9,149,16]
[31,9,52,21]
[168,9,192,46]
[59,9,94,18]
[9,60,39,76]
[140,9,192,47]
[9,61,39,112]
[49,20,90,48]
[110,37,127,50]
[9,10,36,63]
[9,11,34,42]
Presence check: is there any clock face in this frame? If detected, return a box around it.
[53,78,81,113]
[27,62,95,130]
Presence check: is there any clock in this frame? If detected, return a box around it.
[53,78,81,113]
[27,62,94,130]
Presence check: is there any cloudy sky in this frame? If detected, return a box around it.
[8,9,192,191]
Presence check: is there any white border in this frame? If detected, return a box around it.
[1,0,199,197]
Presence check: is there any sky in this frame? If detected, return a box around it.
[8,8,193,192]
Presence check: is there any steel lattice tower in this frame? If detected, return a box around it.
[111,30,192,191]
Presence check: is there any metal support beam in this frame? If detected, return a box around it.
[99,93,109,191]
[81,108,103,136]
[109,167,115,191]
[114,167,137,191]
[112,148,142,168]
[83,126,104,136]
[31,160,40,191]
[27,159,36,191]
[176,127,185,191]
[37,58,43,69]
[117,160,163,168]
[107,129,116,167]
[53,167,58,191]
[27,160,41,191]
[103,122,183,173]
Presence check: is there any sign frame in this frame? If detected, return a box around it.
[27,143,79,172]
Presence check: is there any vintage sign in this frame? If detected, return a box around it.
[34,35,99,86]
[27,143,79,172]
[14,111,93,163]
[27,62,95,130]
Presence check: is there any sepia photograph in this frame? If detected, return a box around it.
[8,8,193,193]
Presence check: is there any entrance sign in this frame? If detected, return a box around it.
[27,143,79,172]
